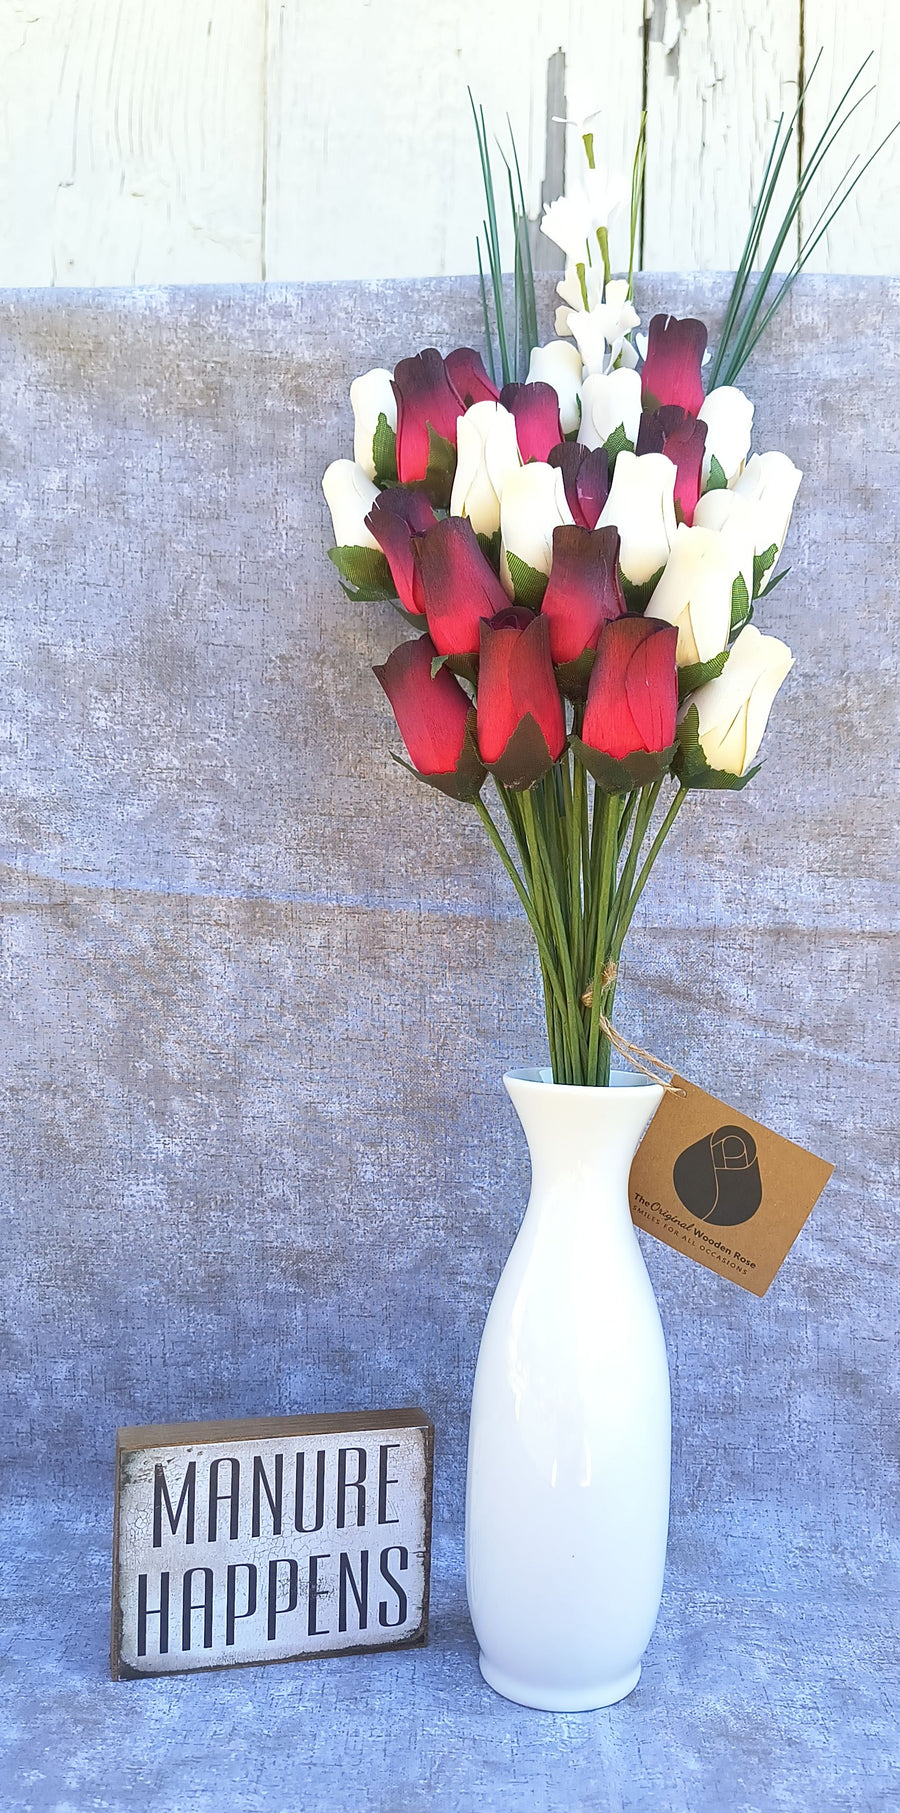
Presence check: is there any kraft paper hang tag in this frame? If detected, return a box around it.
[629,1075,834,1296]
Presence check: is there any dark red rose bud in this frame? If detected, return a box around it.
[412,516,508,657]
[540,525,625,665]
[548,442,610,529]
[477,608,566,787]
[641,314,708,416]
[445,347,500,406]
[583,617,678,759]
[374,634,472,775]
[499,381,564,464]
[365,487,438,615]
[636,405,708,525]
[392,348,465,484]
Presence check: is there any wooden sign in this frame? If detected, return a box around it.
[110,1409,433,1679]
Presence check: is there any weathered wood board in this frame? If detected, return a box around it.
[111,1411,434,1679]
[0,0,894,282]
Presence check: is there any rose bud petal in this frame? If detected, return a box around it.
[732,451,802,585]
[541,525,625,665]
[641,314,708,415]
[412,515,508,657]
[350,369,397,479]
[499,381,564,464]
[583,617,678,759]
[682,623,793,775]
[449,400,521,536]
[499,461,574,596]
[477,608,566,787]
[692,487,756,610]
[637,404,707,526]
[548,442,610,529]
[578,368,642,452]
[392,348,465,484]
[597,450,677,587]
[698,385,754,488]
[365,487,438,614]
[645,523,734,668]
[527,340,584,434]
[374,635,485,801]
[322,459,381,549]
[445,347,500,406]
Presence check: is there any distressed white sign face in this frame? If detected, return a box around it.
[111,1411,433,1678]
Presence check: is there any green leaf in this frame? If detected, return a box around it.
[705,455,729,492]
[621,565,665,614]
[677,647,730,700]
[555,649,597,701]
[372,412,398,486]
[730,573,750,632]
[476,528,502,574]
[603,423,635,466]
[570,736,676,794]
[673,704,760,792]
[422,425,457,508]
[753,542,778,598]
[328,544,397,601]
[506,552,548,610]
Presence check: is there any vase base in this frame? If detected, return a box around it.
[478,1654,642,1712]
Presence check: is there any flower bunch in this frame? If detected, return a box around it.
[322,130,801,1087]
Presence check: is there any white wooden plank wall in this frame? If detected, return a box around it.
[0,0,896,285]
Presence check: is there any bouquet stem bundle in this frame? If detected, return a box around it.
[477,759,686,1086]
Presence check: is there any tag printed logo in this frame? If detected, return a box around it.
[673,1125,763,1227]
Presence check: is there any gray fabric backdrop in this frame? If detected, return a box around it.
[0,276,897,1812]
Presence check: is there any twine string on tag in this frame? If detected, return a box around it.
[581,962,685,1093]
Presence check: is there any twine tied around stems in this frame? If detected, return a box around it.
[581,963,684,1093]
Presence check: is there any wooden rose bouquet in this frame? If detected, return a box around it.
[322,84,883,1089]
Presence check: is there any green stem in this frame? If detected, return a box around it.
[520,789,587,1083]
[612,785,688,961]
[474,795,569,1032]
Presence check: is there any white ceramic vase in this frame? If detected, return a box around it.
[465,1066,670,1711]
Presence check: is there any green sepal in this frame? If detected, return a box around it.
[488,714,556,790]
[570,735,676,794]
[389,711,485,804]
[622,565,665,614]
[390,599,427,631]
[730,573,750,632]
[328,544,397,601]
[677,646,729,700]
[674,703,760,791]
[506,552,548,610]
[604,423,635,466]
[555,648,597,701]
[445,651,478,688]
[372,413,398,486]
[422,425,457,508]
[430,654,448,680]
[705,455,729,492]
[476,528,502,574]
[753,542,778,598]
[762,564,790,596]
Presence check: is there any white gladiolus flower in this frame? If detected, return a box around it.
[540,170,627,261]
[645,525,736,667]
[449,401,522,536]
[349,369,397,479]
[698,385,754,489]
[568,282,640,377]
[322,459,381,549]
[597,451,677,586]
[733,452,803,583]
[555,260,603,335]
[578,367,642,451]
[684,624,794,775]
[499,462,574,595]
[692,489,756,613]
[527,340,584,435]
